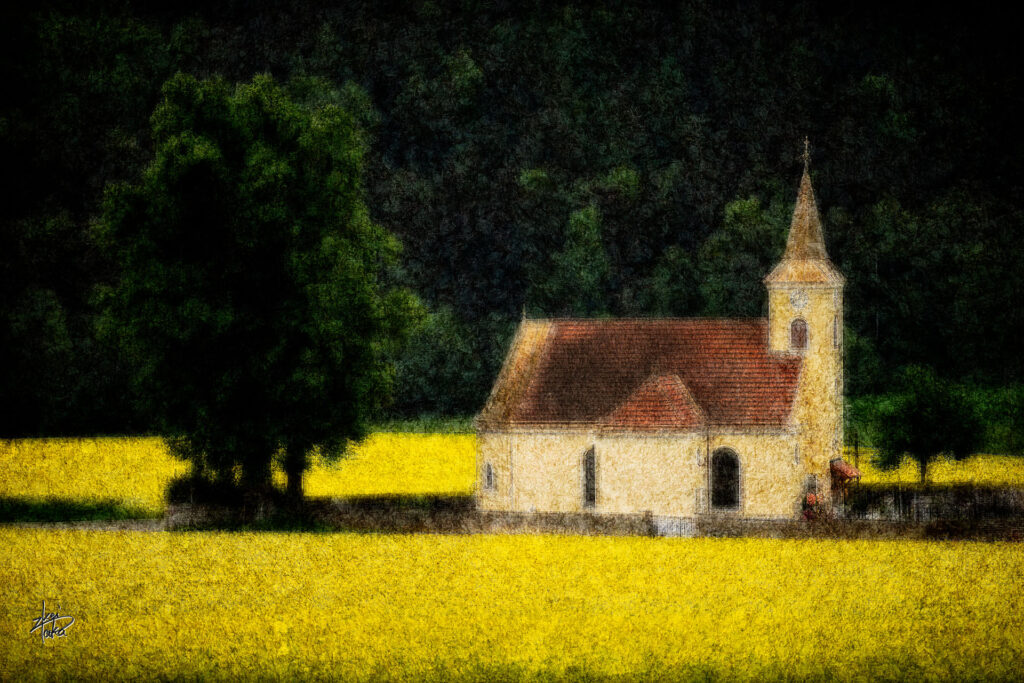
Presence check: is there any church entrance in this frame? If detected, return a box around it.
[711,448,740,510]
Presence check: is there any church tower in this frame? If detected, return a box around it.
[764,141,845,502]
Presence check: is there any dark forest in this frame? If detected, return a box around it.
[2,1,1022,437]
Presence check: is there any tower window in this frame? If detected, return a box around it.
[790,319,808,350]
[484,462,495,490]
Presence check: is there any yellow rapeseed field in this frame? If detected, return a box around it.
[1,530,1022,681]
[273,433,476,497]
[0,434,475,514]
[0,437,186,515]
[2,439,1023,679]
[1,437,1022,521]
[844,447,1024,486]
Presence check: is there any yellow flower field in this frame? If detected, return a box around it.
[0,434,475,515]
[0,437,187,515]
[274,433,476,497]
[3,438,1022,517]
[1,530,1022,681]
[844,447,1024,486]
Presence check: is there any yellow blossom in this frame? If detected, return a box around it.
[844,447,1024,486]
[0,531,1022,680]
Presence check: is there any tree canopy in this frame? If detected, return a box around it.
[872,366,983,484]
[94,72,418,496]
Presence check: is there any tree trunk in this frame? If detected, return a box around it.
[918,457,929,486]
[243,458,272,493]
[285,447,307,502]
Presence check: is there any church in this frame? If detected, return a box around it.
[474,160,846,529]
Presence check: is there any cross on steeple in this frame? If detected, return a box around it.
[802,136,811,171]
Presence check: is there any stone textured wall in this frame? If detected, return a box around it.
[507,431,594,512]
[585,433,704,516]
[475,431,512,511]
[706,431,801,518]
[767,283,844,508]
[478,429,802,519]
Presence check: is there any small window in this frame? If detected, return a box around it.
[793,444,800,465]
[583,447,596,508]
[791,319,808,351]
[484,462,495,490]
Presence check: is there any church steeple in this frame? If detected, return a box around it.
[764,140,844,286]
[784,163,829,261]
[763,140,846,507]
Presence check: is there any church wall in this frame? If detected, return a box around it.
[707,432,802,519]
[768,285,843,508]
[509,431,595,512]
[477,429,801,519]
[594,433,704,516]
[475,431,512,511]
[486,430,705,514]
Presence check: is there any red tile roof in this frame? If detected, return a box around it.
[605,373,706,430]
[481,319,802,429]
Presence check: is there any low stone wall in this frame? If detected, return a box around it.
[698,515,1024,541]
[164,498,1024,540]
[842,484,1024,523]
[167,499,658,536]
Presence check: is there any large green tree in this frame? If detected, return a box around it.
[873,366,982,483]
[95,72,418,500]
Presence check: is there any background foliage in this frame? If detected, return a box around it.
[869,366,983,482]
[1,1,1022,435]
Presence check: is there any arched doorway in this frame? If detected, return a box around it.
[711,448,740,510]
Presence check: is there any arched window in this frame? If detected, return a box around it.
[711,448,740,510]
[484,462,495,490]
[791,319,808,351]
[582,447,596,508]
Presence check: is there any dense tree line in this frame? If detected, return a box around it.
[2,0,1022,435]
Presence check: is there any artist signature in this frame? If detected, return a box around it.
[29,601,75,644]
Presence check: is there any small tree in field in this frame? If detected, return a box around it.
[95,73,419,501]
[873,365,981,484]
